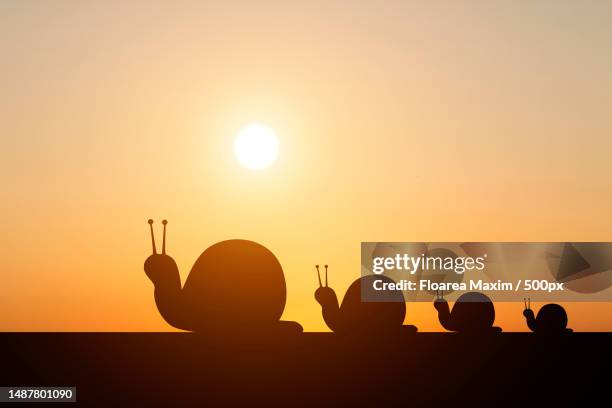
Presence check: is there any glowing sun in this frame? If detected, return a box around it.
[234,124,279,170]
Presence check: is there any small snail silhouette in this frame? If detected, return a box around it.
[314,265,417,334]
[433,291,502,333]
[144,219,303,335]
[523,298,573,334]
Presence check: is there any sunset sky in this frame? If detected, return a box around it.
[2,1,612,331]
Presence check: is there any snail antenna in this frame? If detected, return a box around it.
[324,264,328,287]
[528,297,531,310]
[162,220,168,255]
[316,265,322,288]
[148,219,157,254]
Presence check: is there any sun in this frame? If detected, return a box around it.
[234,124,279,170]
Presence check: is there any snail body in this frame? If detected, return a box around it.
[144,220,302,335]
[315,269,417,334]
[434,291,502,333]
[523,302,572,334]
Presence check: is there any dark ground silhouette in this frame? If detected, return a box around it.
[1,332,608,406]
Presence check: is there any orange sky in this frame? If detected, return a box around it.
[2,1,612,331]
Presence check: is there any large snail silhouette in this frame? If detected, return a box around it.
[314,266,417,334]
[433,291,502,333]
[523,299,573,334]
[144,219,302,335]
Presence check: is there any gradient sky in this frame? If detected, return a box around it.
[2,1,612,331]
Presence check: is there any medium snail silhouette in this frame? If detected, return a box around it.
[523,298,573,334]
[144,219,302,335]
[433,291,502,333]
[314,266,417,334]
